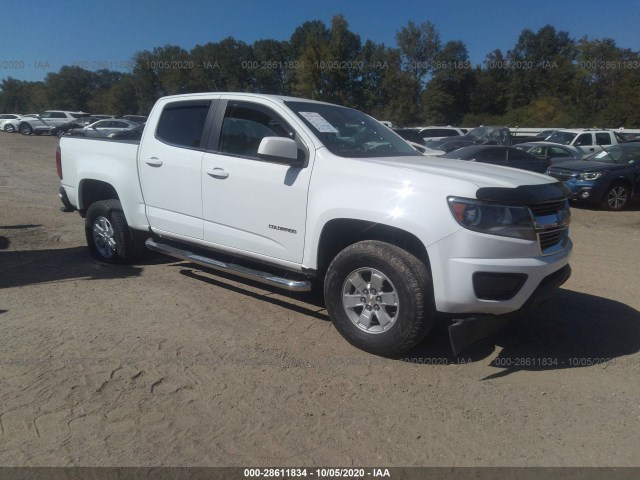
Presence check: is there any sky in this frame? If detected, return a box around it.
[1,0,639,82]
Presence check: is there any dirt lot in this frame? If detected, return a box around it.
[1,132,639,467]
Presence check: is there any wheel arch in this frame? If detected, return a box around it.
[315,218,431,278]
[78,179,120,216]
[608,176,633,190]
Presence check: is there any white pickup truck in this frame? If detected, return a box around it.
[57,93,572,356]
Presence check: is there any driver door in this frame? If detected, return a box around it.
[201,100,313,263]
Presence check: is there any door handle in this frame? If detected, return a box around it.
[145,157,163,167]
[206,167,229,179]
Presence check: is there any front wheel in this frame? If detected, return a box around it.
[324,240,434,357]
[602,183,630,211]
[4,124,15,133]
[85,199,144,264]
[19,123,33,135]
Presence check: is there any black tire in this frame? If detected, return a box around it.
[4,124,15,133]
[324,240,434,357]
[84,199,145,264]
[602,183,630,211]
[19,123,33,135]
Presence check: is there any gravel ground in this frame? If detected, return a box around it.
[1,132,639,467]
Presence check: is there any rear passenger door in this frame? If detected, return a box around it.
[595,132,612,152]
[138,99,215,239]
[574,133,596,154]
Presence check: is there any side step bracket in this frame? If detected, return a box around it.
[145,238,312,292]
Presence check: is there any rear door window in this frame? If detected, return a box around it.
[575,134,592,146]
[596,133,611,145]
[156,102,211,149]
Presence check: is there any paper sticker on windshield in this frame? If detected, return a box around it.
[299,112,339,133]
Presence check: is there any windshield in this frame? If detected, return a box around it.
[285,101,419,158]
[546,131,577,145]
[587,145,640,164]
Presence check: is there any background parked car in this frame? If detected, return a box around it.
[424,126,513,154]
[107,123,145,140]
[0,114,23,133]
[511,129,557,144]
[392,128,426,145]
[122,115,148,124]
[3,114,40,133]
[69,119,140,138]
[418,126,465,142]
[546,143,640,210]
[19,111,88,135]
[50,116,108,137]
[619,132,640,142]
[440,145,551,173]
[514,142,583,164]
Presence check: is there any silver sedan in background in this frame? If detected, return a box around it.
[514,141,583,164]
[69,119,140,138]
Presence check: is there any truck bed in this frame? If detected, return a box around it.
[59,136,149,230]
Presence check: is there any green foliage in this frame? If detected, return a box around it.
[1,21,638,127]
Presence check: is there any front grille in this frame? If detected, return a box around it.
[529,201,565,217]
[527,200,570,255]
[547,170,576,182]
[538,227,568,252]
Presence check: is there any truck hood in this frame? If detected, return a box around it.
[367,155,554,190]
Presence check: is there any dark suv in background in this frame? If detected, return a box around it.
[546,144,640,210]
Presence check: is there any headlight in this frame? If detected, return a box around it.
[578,171,605,180]
[448,197,536,241]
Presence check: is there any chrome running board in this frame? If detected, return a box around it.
[145,238,312,292]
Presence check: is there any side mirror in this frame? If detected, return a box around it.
[257,137,303,166]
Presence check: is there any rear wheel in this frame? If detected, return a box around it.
[324,240,434,357]
[602,183,630,211]
[4,124,15,133]
[85,199,145,263]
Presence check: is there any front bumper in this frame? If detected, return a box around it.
[448,265,571,354]
[551,178,607,203]
[427,227,572,315]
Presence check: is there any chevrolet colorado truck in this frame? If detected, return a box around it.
[57,93,572,356]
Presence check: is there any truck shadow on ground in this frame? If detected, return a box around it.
[177,265,329,321]
[173,262,640,375]
[404,288,640,377]
[0,247,146,289]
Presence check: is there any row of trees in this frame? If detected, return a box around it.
[1,16,639,127]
